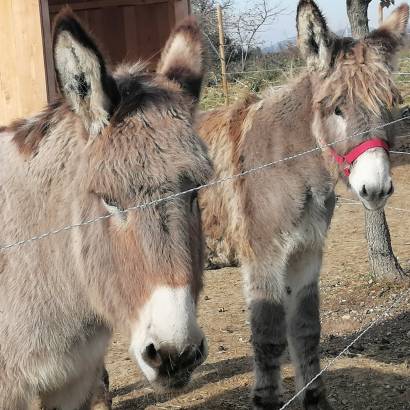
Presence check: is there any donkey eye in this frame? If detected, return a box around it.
[334,106,343,117]
[101,195,123,211]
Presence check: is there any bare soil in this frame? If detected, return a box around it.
[106,161,410,410]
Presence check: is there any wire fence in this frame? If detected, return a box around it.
[2,24,410,406]
[337,195,410,214]
[1,115,409,252]
[279,287,410,409]
[204,65,410,110]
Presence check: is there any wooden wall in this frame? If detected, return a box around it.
[0,0,190,125]
[0,0,48,125]
[45,0,190,101]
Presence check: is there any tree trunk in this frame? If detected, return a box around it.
[364,209,406,279]
[346,0,406,280]
[346,0,372,38]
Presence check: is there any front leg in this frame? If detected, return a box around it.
[41,364,110,410]
[91,366,111,410]
[244,261,287,410]
[250,298,287,410]
[285,249,332,410]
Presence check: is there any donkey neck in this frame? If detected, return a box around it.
[263,72,339,183]
[256,73,319,156]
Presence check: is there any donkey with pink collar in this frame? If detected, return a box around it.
[198,1,409,408]
[0,9,212,410]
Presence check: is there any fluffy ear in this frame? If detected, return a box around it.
[53,8,120,136]
[157,16,204,101]
[296,0,332,69]
[365,3,409,55]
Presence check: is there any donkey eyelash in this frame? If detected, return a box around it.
[101,195,124,211]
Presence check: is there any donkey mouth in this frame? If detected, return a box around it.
[154,341,207,391]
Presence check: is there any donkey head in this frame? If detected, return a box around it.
[53,10,212,389]
[297,0,409,210]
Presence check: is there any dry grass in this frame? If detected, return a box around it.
[201,52,410,111]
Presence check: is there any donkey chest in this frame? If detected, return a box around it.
[281,190,334,253]
[32,321,111,392]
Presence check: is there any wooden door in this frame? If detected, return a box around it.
[43,0,190,102]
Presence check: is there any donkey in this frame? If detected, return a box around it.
[197,1,409,408]
[0,9,212,410]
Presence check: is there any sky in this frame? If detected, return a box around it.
[235,0,396,46]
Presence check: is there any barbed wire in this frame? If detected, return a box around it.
[279,287,410,409]
[0,116,409,252]
[337,196,410,214]
[216,68,410,76]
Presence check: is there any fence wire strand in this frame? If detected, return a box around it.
[337,196,410,214]
[1,116,409,252]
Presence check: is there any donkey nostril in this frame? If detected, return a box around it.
[146,343,157,360]
[143,343,162,368]
[360,185,368,198]
[386,182,394,197]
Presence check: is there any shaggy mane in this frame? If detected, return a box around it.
[318,41,402,114]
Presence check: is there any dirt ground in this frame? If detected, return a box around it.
[105,160,410,410]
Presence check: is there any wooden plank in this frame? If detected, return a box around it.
[0,0,48,125]
[49,0,168,13]
[174,0,189,23]
[39,0,58,102]
[167,0,176,32]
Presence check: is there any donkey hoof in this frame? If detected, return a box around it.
[252,391,284,410]
[303,389,333,410]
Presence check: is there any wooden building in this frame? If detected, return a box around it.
[0,0,190,125]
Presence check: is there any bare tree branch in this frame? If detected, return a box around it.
[226,0,287,71]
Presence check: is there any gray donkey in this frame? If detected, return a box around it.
[0,9,212,410]
[198,1,408,408]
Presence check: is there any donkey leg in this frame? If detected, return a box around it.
[285,249,332,410]
[90,366,112,410]
[250,298,287,409]
[41,365,105,410]
[244,260,288,410]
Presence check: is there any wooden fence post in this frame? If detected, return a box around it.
[217,5,229,106]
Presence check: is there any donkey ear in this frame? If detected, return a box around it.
[296,0,332,69]
[365,4,409,55]
[53,8,120,136]
[157,16,204,101]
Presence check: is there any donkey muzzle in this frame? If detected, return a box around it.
[142,338,207,389]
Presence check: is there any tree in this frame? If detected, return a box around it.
[346,0,372,37]
[226,0,286,71]
[192,0,286,74]
[191,0,241,80]
[346,0,406,280]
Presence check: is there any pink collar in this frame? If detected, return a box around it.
[328,138,389,177]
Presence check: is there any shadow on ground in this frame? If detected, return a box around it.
[321,311,409,366]
[112,310,409,409]
[115,366,409,410]
[184,367,410,410]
